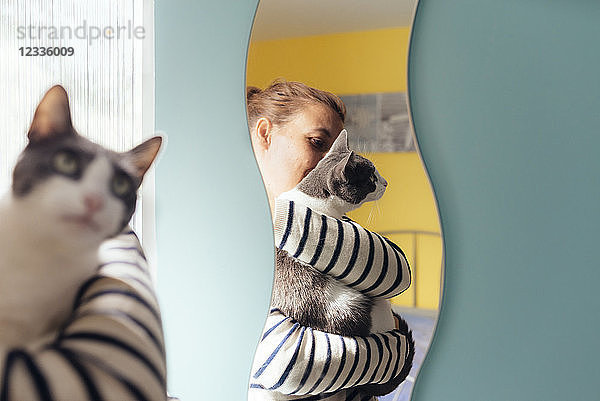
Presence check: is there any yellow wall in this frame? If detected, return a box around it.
[247,28,442,310]
[247,27,409,95]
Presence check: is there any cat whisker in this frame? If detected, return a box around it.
[376,199,383,217]
[370,200,383,226]
[367,205,375,226]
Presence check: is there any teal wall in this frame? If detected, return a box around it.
[154,1,265,400]
[409,1,600,400]
[155,0,600,400]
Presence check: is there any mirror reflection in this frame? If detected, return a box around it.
[246,1,441,400]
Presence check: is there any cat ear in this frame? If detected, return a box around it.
[28,85,74,143]
[334,151,354,181]
[325,129,350,157]
[125,136,163,178]
[343,151,356,179]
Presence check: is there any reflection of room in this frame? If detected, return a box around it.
[247,3,441,399]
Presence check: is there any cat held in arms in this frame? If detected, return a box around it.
[0,85,161,348]
[272,130,415,397]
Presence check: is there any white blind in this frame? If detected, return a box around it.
[0,0,156,274]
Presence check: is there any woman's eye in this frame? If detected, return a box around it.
[111,174,132,197]
[310,138,326,150]
[52,151,80,176]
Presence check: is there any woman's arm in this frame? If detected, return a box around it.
[249,309,412,396]
[273,198,411,299]
[0,229,167,401]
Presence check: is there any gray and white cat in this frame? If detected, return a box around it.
[271,130,413,396]
[0,85,161,347]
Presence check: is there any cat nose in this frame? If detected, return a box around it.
[84,193,104,213]
[381,177,388,187]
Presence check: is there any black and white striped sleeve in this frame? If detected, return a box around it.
[0,228,167,401]
[248,309,410,399]
[273,198,411,298]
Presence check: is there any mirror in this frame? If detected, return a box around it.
[246,0,442,400]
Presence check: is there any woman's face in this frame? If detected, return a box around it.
[259,102,344,205]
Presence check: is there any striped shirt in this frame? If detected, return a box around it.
[272,199,411,299]
[0,229,167,401]
[249,199,412,401]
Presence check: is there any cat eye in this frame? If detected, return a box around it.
[52,150,80,176]
[111,173,133,197]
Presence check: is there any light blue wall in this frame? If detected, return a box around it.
[155,0,600,400]
[154,1,264,400]
[409,1,600,400]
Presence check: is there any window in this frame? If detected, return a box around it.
[0,0,156,275]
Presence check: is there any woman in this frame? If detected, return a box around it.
[247,80,414,400]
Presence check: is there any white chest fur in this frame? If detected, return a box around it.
[325,277,395,333]
[0,214,98,345]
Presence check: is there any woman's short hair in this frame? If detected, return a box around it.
[246,79,346,129]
